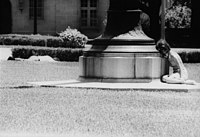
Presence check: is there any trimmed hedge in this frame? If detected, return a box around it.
[0,33,87,48]
[11,46,83,62]
[10,46,200,63]
[175,49,200,63]
[0,34,60,47]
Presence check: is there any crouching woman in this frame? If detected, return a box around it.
[156,39,197,85]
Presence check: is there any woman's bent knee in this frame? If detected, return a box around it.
[162,75,169,82]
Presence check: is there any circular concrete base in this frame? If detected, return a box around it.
[79,50,169,83]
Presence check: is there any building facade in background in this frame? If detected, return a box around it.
[1,0,174,38]
[1,0,109,38]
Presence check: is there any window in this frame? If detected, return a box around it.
[29,0,44,19]
[81,0,98,28]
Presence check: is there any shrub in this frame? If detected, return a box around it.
[172,0,191,7]
[165,5,191,28]
[59,26,88,48]
[176,50,200,63]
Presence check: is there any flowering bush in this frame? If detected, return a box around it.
[59,26,88,48]
[165,5,191,28]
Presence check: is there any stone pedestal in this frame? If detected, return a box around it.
[79,9,168,83]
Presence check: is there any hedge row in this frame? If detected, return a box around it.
[10,46,200,63]
[0,34,85,48]
[11,46,83,62]
[175,49,200,63]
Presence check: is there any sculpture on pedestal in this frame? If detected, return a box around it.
[103,0,161,40]
[79,0,168,83]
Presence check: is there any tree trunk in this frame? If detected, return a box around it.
[34,0,37,34]
[191,0,200,46]
[0,0,12,34]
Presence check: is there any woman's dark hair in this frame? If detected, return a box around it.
[156,39,171,52]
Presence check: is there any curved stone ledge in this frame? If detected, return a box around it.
[84,45,159,53]
[79,52,168,82]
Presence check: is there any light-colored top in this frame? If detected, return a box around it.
[168,50,188,80]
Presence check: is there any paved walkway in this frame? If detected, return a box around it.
[29,79,200,92]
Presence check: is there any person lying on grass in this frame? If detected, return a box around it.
[8,55,58,62]
[156,39,197,85]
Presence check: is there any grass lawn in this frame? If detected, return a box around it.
[0,61,200,137]
[0,61,200,88]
